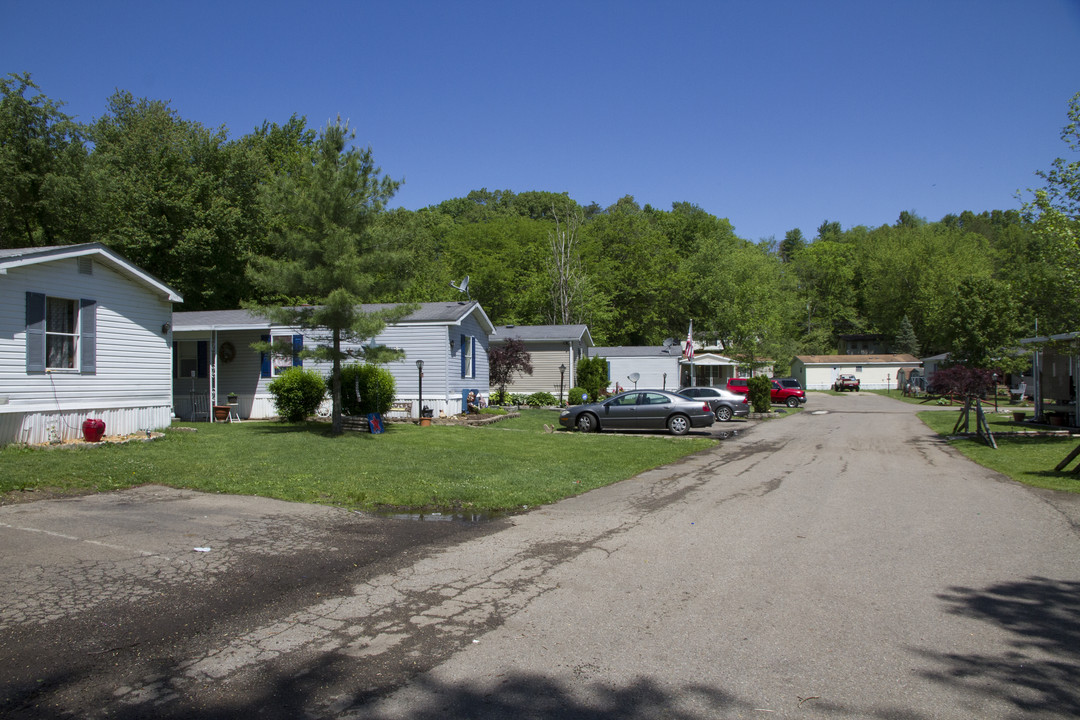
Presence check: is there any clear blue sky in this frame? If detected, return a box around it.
[4,0,1079,241]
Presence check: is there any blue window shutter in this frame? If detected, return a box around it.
[25,292,46,372]
[292,334,303,367]
[197,341,208,378]
[471,336,476,378]
[460,334,467,377]
[79,299,96,374]
[172,341,178,379]
[260,334,271,377]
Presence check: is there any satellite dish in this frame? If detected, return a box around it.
[628,372,640,389]
[662,338,674,347]
[450,275,471,300]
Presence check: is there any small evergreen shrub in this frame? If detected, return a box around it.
[568,386,586,405]
[335,363,397,416]
[268,367,327,421]
[525,391,558,407]
[576,356,609,404]
[747,375,773,413]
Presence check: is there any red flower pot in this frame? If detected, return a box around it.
[82,418,106,443]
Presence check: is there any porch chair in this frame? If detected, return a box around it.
[1008,382,1027,402]
[190,394,210,422]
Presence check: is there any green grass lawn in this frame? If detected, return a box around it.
[918,406,1080,494]
[0,410,716,512]
[866,388,1036,409]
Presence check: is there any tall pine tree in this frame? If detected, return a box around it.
[893,315,921,357]
[245,119,414,434]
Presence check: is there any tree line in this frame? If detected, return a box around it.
[3,72,1077,374]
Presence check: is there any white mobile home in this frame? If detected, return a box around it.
[490,324,593,398]
[171,301,495,419]
[589,346,684,393]
[791,354,922,391]
[0,244,182,445]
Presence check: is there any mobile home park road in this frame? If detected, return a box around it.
[3,392,1080,719]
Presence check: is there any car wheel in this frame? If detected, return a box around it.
[786,396,799,408]
[715,405,733,422]
[667,414,690,436]
[576,413,597,433]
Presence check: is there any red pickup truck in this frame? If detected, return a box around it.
[726,377,807,407]
[832,374,860,392]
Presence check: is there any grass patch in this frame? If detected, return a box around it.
[918,408,1080,494]
[866,388,1035,409]
[0,409,714,512]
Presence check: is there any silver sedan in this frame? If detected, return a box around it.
[558,390,716,435]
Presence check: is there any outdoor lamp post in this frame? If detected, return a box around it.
[993,372,998,411]
[559,364,566,405]
[415,359,424,417]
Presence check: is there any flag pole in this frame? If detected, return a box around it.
[685,319,695,386]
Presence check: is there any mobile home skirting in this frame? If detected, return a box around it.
[0,404,173,445]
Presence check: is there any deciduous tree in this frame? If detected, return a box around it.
[488,337,533,403]
[0,72,90,248]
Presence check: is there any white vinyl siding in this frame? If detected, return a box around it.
[0,257,175,443]
[172,305,493,420]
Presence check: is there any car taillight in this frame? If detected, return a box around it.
[702,404,711,413]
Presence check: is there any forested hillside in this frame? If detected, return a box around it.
[3,73,1077,373]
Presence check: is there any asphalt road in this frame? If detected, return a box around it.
[3,392,1080,719]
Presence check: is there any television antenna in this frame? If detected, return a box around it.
[628,372,640,390]
[450,275,471,300]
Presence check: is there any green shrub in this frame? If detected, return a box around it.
[747,375,772,413]
[334,363,397,416]
[490,389,513,406]
[509,393,530,406]
[576,356,609,403]
[568,386,586,405]
[525,391,558,407]
[268,367,327,421]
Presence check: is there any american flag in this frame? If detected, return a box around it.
[683,320,694,360]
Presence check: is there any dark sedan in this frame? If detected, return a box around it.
[678,386,750,422]
[558,390,715,435]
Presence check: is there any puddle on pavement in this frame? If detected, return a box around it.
[369,510,507,523]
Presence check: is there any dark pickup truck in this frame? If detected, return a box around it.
[832,374,860,392]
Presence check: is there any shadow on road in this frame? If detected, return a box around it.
[913,576,1080,716]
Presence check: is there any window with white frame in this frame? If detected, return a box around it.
[45,297,78,369]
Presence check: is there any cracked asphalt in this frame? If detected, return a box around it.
[3,392,1080,719]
